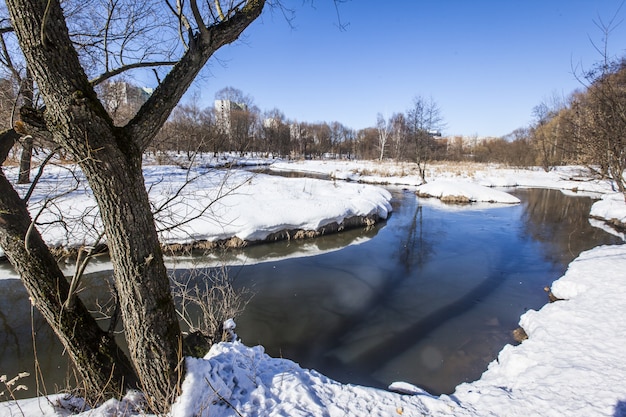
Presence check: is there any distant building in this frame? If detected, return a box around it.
[214,99,247,135]
[98,81,152,124]
[102,82,152,112]
[263,118,281,129]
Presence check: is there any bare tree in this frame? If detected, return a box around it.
[334,122,354,159]
[0,0,265,412]
[530,92,568,171]
[376,113,390,161]
[355,127,378,160]
[572,61,626,198]
[0,12,37,184]
[406,95,445,182]
[262,108,291,157]
[560,6,626,198]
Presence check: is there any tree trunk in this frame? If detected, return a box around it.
[5,0,183,409]
[79,144,184,409]
[17,68,34,184]
[5,0,265,411]
[0,129,19,163]
[17,136,32,183]
[0,170,139,399]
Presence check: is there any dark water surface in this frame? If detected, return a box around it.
[0,188,621,397]
[231,188,622,394]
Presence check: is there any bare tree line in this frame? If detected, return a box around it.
[85,83,448,165]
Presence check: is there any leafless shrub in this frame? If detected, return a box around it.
[171,265,252,357]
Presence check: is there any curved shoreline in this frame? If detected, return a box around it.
[161,213,383,255]
[0,213,387,263]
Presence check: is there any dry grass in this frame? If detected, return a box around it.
[426,161,501,178]
[350,160,501,179]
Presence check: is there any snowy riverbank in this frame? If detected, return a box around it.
[2,160,626,416]
[0,163,392,265]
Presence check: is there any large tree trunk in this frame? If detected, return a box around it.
[5,0,184,409]
[5,0,265,411]
[0,170,139,399]
[80,143,184,408]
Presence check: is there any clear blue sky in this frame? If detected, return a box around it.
[189,1,626,137]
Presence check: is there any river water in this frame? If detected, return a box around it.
[0,187,621,397]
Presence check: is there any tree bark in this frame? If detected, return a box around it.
[5,0,184,407]
[0,170,139,399]
[17,136,32,183]
[4,0,265,411]
[17,68,34,184]
[81,144,185,408]
[0,128,19,164]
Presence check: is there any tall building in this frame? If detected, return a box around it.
[214,99,247,135]
[101,81,152,112]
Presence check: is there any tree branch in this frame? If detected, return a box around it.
[125,0,265,151]
[189,0,209,37]
[0,128,20,165]
[89,60,178,86]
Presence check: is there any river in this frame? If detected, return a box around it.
[0,187,621,397]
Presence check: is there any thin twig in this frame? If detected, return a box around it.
[204,377,244,417]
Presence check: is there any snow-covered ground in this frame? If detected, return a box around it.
[0,163,392,266]
[2,159,626,416]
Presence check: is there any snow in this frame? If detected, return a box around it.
[3,160,626,417]
[0,164,392,263]
[415,180,521,204]
[590,192,626,224]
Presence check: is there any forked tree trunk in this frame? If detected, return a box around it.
[4,0,265,411]
[5,0,184,409]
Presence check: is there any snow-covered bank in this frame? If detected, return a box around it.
[590,192,626,230]
[0,164,392,264]
[271,160,616,195]
[272,160,623,229]
[415,180,521,204]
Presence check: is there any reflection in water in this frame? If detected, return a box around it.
[514,188,616,265]
[0,188,621,398]
[0,280,69,395]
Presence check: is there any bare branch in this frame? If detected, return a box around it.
[126,0,265,151]
[189,0,209,37]
[22,147,59,203]
[153,169,253,236]
[64,230,106,310]
[89,60,178,86]
[164,0,192,50]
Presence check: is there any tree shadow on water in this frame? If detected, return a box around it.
[351,268,508,375]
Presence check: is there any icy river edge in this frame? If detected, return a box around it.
[3,159,626,417]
